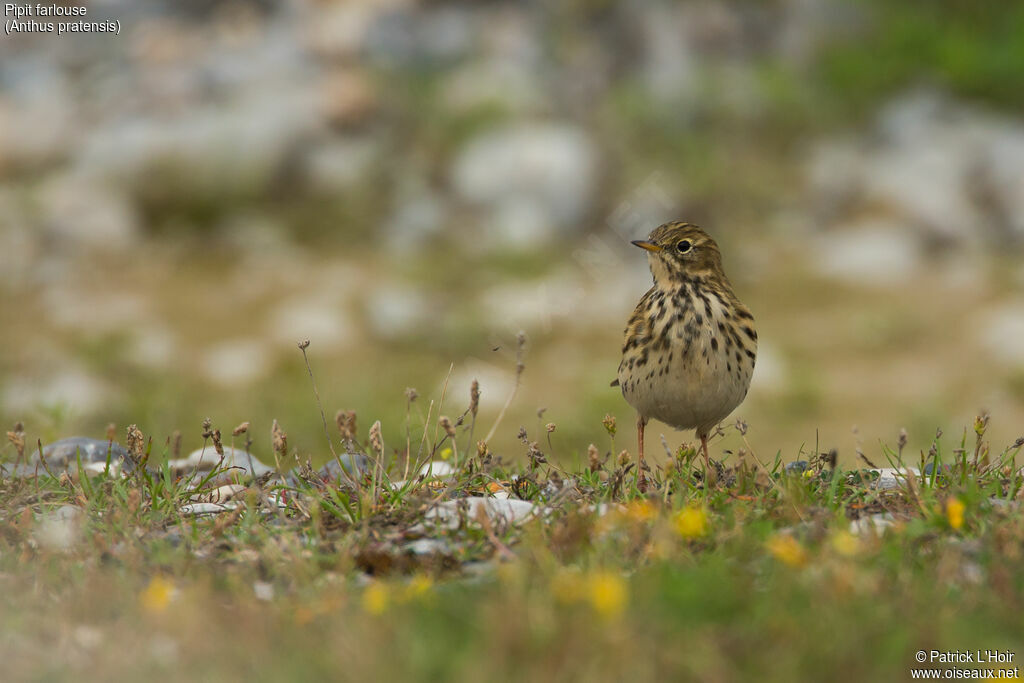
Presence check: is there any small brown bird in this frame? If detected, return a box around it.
[614,221,757,481]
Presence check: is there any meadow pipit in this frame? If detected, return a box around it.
[614,222,757,482]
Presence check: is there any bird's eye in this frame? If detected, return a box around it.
[676,240,692,253]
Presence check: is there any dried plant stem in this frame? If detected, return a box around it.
[484,332,526,444]
[298,340,359,490]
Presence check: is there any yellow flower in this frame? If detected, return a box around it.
[624,500,656,522]
[440,447,453,461]
[830,530,860,558]
[362,582,390,615]
[586,571,627,620]
[766,534,808,568]
[674,505,708,539]
[400,575,434,603]
[140,576,176,614]
[946,498,965,530]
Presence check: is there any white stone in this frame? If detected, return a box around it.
[190,484,247,504]
[849,513,897,536]
[452,123,596,230]
[253,581,274,602]
[748,342,787,395]
[424,497,541,530]
[976,304,1024,367]
[870,467,920,491]
[303,139,378,192]
[813,220,923,285]
[268,295,355,349]
[35,173,138,251]
[2,366,113,415]
[180,502,237,516]
[199,339,273,387]
[35,505,82,551]
[169,446,273,478]
[365,286,430,338]
[419,461,454,477]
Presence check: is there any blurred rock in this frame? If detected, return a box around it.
[268,294,355,349]
[385,187,447,252]
[33,437,128,468]
[424,497,540,531]
[808,90,1024,248]
[35,173,139,252]
[301,2,377,60]
[982,127,1024,242]
[76,88,321,199]
[813,219,923,285]
[870,467,920,491]
[2,367,113,416]
[452,123,597,239]
[199,339,273,387]
[0,63,76,169]
[849,513,897,536]
[976,303,1024,367]
[638,4,698,102]
[784,461,809,475]
[441,60,542,114]
[35,505,83,551]
[303,139,379,192]
[364,5,476,66]
[364,285,431,339]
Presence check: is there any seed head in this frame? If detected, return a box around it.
[126,424,146,468]
[369,420,383,454]
[336,410,358,442]
[439,416,456,438]
[602,414,617,437]
[272,420,288,459]
[469,380,480,417]
[617,450,630,468]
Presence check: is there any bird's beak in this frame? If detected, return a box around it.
[631,240,662,252]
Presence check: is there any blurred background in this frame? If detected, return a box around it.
[2,0,1023,466]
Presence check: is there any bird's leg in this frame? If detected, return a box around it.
[700,431,715,486]
[637,414,648,491]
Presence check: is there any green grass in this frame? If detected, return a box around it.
[2,409,1023,682]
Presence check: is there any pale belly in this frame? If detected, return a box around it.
[617,298,756,434]
[621,355,751,432]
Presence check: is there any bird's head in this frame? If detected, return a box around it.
[632,221,724,287]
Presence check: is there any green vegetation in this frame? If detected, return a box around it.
[2,402,1022,681]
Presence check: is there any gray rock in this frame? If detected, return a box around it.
[813,219,923,285]
[870,467,920,491]
[784,461,809,474]
[31,437,129,471]
[451,123,597,236]
[975,303,1024,367]
[316,454,370,481]
[808,90,1024,249]
[35,505,83,551]
[849,513,897,536]
[168,446,273,479]
[35,173,139,252]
